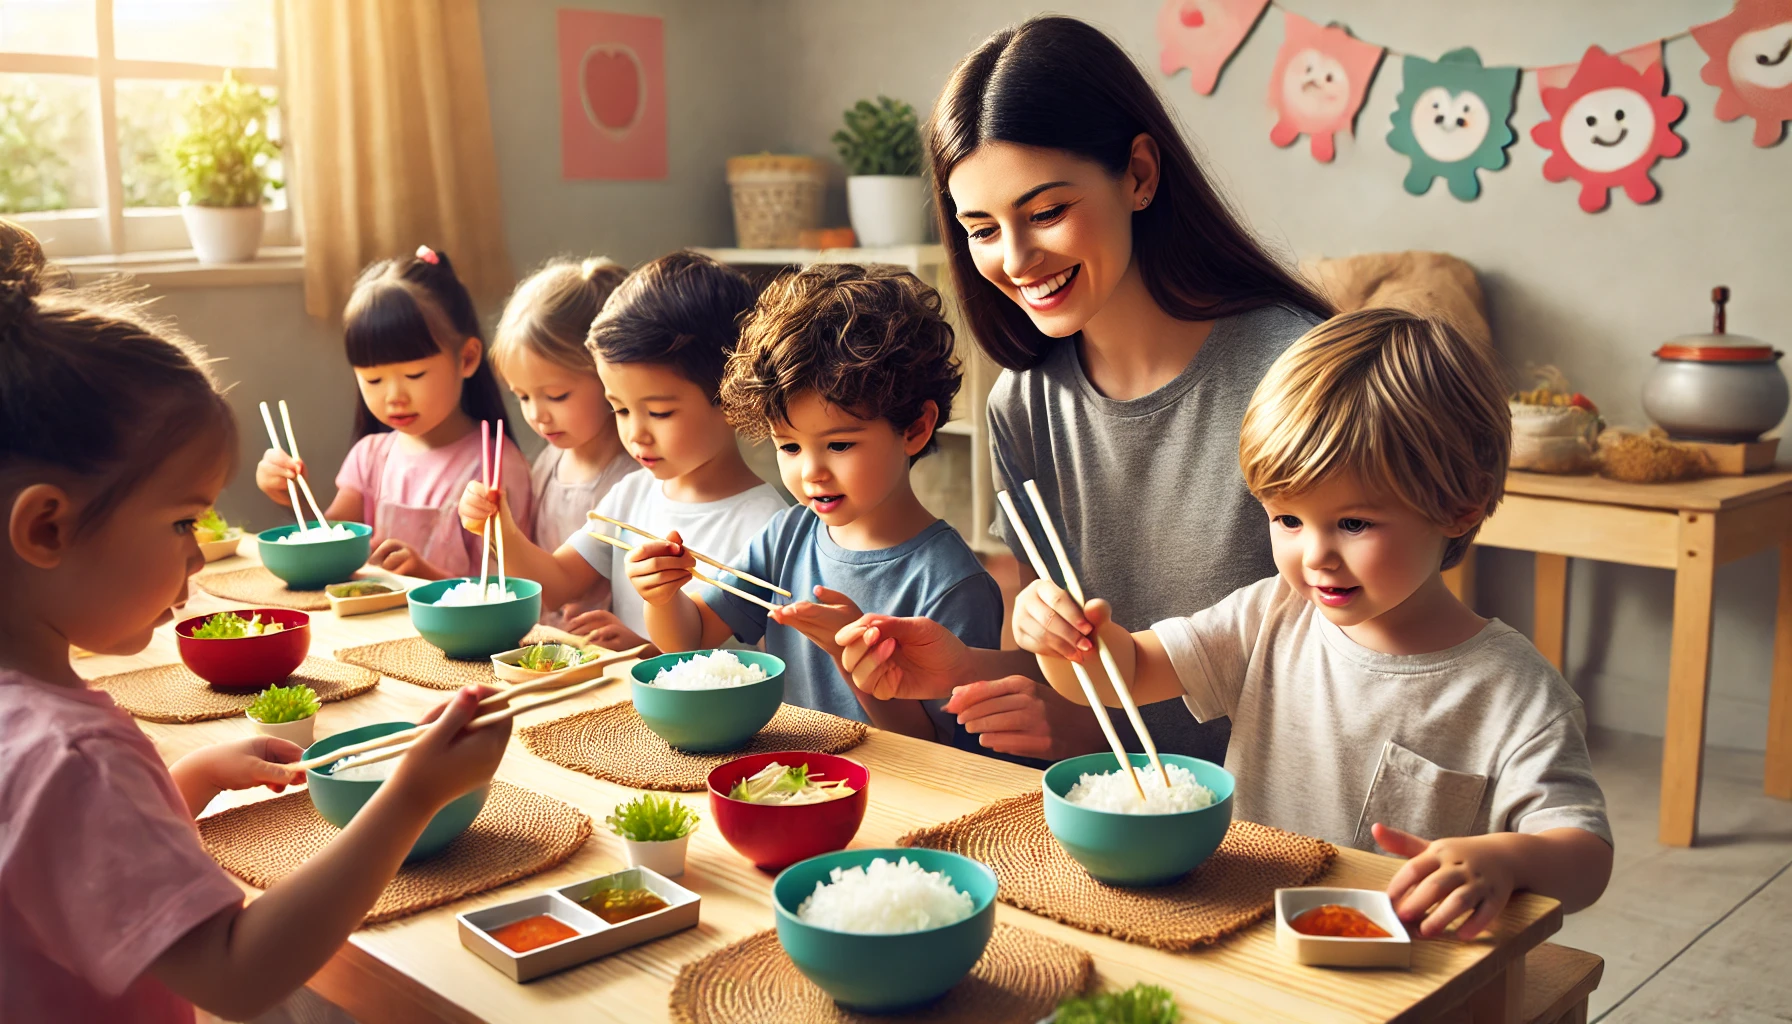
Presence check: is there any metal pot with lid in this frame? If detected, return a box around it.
[1642,286,1788,443]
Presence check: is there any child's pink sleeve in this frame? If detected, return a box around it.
[4,741,244,998]
[499,437,536,539]
[333,434,377,498]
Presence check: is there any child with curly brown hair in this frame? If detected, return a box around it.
[625,264,1001,743]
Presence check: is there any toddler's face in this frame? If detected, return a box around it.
[596,357,735,482]
[770,391,932,530]
[352,337,479,439]
[502,348,615,453]
[1262,472,1460,632]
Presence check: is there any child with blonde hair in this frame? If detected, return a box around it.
[0,222,509,1021]
[490,257,638,641]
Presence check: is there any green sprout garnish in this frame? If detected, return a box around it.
[188,611,284,639]
[246,683,320,724]
[1055,983,1180,1024]
[604,793,699,843]
[515,642,596,672]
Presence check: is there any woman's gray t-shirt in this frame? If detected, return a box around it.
[987,303,1323,762]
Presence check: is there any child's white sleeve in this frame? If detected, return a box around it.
[1492,708,1613,846]
[1148,576,1281,722]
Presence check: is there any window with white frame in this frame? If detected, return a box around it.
[0,0,291,259]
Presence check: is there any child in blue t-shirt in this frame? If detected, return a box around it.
[624,264,999,745]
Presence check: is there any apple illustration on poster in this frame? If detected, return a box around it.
[560,9,666,180]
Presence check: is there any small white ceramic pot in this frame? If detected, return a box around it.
[620,831,693,878]
[181,204,265,264]
[845,175,927,247]
[248,712,316,748]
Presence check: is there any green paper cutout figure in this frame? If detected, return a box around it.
[1386,48,1520,200]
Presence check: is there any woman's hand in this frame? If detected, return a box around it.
[371,538,443,580]
[255,448,303,506]
[560,608,653,653]
[771,586,863,658]
[1013,578,1106,662]
[624,530,695,607]
[1375,824,1515,940]
[946,676,1109,760]
[834,614,973,701]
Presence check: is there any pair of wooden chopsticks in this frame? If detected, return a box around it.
[260,400,330,534]
[998,480,1169,801]
[477,420,508,601]
[288,642,648,776]
[583,531,782,613]
[585,511,792,606]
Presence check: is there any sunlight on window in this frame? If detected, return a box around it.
[0,0,97,58]
[113,0,277,68]
[0,72,99,213]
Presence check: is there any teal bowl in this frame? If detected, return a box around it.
[630,650,785,752]
[1042,752,1235,886]
[255,521,372,589]
[304,721,488,863]
[407,577,543,659]
[773,848,996,1012]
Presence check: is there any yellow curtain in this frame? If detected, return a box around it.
[282,0,513,319]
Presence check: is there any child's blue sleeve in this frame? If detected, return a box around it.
[696,527,782,644]
[927,574,1004,651]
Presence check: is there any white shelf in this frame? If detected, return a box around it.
[695,244,946,270]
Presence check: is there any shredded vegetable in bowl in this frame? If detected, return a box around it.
[515,642,599,672]
[187,611,285,639]
[727,761,857,806]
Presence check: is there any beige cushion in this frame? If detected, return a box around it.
[1302,251,1492,349]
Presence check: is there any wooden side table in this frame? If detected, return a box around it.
[1444,468,1792,846]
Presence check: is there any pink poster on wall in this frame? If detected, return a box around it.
[559,8,667,180]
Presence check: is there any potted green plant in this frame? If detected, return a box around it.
[833,96,926,247]
[169,70,281,264]
[245,683,320,746]
[606,793,699,877]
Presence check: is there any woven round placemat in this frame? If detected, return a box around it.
[669,923,1091,1024]
[89,657,379,724]
[518,702,870,791]
[195,565,331,611]
[898,792,1336,951]
[334,629,566,690]
[198,780,591,925]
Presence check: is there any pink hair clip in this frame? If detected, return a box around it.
[415,245,439,265]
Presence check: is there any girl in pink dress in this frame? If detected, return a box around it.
[256,246,533,579]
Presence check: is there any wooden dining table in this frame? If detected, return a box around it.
[85,550,1564,1024]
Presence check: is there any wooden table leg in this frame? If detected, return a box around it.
[1768,543,1792,800]
[1661,511,1718,847]
[1464,954,1526,1024]
[1444,546,1477,609]
[1535,553,1569,674]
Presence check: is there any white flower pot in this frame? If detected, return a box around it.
[845,175,927,247]
[248,712,316,748]
[620,831,692,877]
[181,204,265,264]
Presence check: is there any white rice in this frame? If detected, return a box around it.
[327,756,397,781]
[650,650,767,690]
[273,523,360,544]
[795,856,974,934]
[431,580,523,607]
[1064,762,1215,814]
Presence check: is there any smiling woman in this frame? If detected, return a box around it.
[916,15,1335,764]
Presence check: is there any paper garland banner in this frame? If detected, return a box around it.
[1267,13,1385,162]
[1692,0,1792,147]
[1530,43,1687,213]
[1385,48,1520,200]
[1157,0,1272,95]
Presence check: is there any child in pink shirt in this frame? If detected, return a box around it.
[258,245,533,580]
[0,221,510,1022]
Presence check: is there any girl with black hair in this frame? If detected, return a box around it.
[256,246,533,580]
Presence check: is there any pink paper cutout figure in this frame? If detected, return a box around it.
[559,9,667,181]
[1266,12,1385,162]
[1530,44,1686,213]
[1692,0,1792,147]
[1157,0,1272,96]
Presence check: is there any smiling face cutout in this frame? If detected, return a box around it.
[1560,86,1658,172]
[1529,44,1686,212]
[1412,87,1491,161]
[1266,12,1384,162]
[1385,48,1518,199]
[1693,0,1792,147]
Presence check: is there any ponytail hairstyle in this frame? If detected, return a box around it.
[342,246,512,440]
[0,220,237,535]
[585,250,754,403]
[490,256,627,382]
[926,15,1334,371]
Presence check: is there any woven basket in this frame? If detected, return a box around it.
[726,155,826,249]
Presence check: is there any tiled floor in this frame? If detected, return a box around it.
[1560,729,1792,1023]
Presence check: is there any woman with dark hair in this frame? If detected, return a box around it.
[837,15,1332,765]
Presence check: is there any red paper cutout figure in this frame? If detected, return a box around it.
[1157,0,1272,96]
[1530,44,1686,213]
[1266,12,1385,162]
[1692,0,1792,147]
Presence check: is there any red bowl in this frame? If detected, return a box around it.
[708,750,870,872]
[175,608,311,692]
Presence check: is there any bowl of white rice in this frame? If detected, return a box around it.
[772,848,996,1012]
[407,577,543,659]
[304,720,489,862]
[1042,752,1234,886]
[255,521,372,589]
[629,650,785,753]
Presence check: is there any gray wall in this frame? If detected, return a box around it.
[153,0,1787,751]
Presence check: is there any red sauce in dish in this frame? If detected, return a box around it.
[487,914,579,953]
[1290,904,1391,938]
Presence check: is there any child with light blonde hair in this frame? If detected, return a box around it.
[490,257,639,642]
